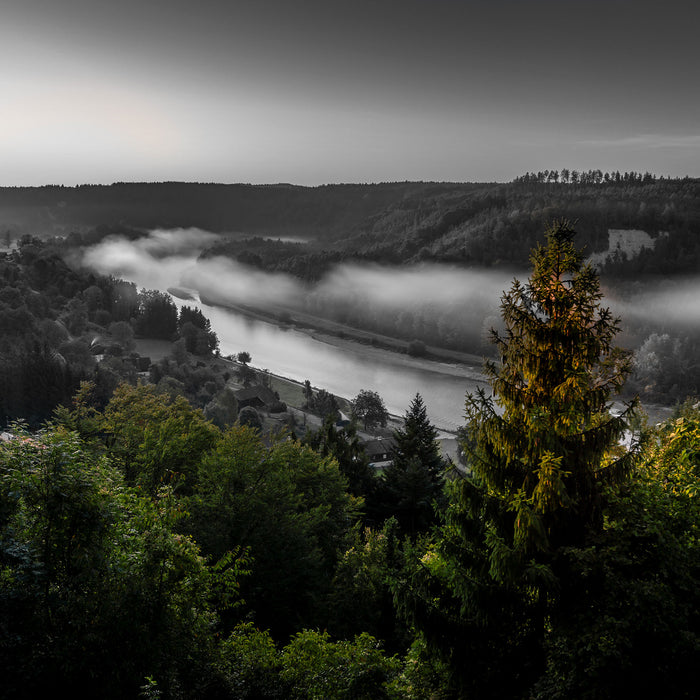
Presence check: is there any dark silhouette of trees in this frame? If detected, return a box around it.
[178,305,218,354]
[351,389,389,431]
[303,415,374,499]
[133,289,178,339]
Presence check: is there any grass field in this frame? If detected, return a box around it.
[269,375,306,407]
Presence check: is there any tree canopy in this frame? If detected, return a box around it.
[351,389,389,431]
[3,218,700,699]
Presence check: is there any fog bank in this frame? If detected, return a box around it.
[81,228,700,352]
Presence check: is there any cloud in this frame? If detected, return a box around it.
[314,262,512,312]
[578,133,700,151]
[82,229,304,307]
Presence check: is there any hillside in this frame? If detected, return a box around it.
[3,176,698,279]
[0,181,487,239]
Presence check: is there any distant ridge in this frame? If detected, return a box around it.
[0,181,488,237]
[2,178,699,277]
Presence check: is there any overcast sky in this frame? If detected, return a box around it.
[1,0,698,186]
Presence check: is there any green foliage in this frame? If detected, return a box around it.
[466,220,638,564]
[0,425,233,698]
[102,383,221,494]
[534,410,700,698]
[280,629,401,700]
[7,213,700,697]
[188,426,360,638]
[378,393,447,537]
[325,519,408,653]
[51,380,105,445]
[397,221,640,698]
[217,623,285,699]
[217,624,403,700]
[390,634,452,700]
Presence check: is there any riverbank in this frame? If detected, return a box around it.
[146,292,675,439]
[193,291,488,371]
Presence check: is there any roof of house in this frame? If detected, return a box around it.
[362,437,396,457]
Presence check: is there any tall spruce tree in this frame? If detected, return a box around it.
[392,393,444,482]
[396,221,639,698]
[379,393,447,536]
[467,219,638,563]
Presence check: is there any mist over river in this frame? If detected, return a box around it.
[81,227,492,432]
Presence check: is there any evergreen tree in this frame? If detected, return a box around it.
[392,393,444,482]
[466,219,637,559]
[379,393,447,536]
[397,220,639,698]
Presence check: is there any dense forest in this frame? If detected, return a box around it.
[2,220,700,698]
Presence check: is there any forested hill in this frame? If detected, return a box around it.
[2,175,699,276]
[0,181,490,239]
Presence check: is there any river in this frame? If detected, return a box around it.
[180,296,487,433]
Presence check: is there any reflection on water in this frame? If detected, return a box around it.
[200,302,486,433]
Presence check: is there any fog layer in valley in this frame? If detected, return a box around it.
[82,228,516,352]
[82,228,699,344]
[607,279,700,328]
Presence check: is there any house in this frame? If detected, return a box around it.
[233,384,278,410]
[362,437,396,469]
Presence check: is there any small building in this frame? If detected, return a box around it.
[233,384,278,411]
[362,437,396,469]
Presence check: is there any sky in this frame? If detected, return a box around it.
[1,0,698,186]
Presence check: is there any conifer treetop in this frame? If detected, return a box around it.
[464,219,638,562]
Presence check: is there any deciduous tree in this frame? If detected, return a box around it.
[351,389,389,432]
